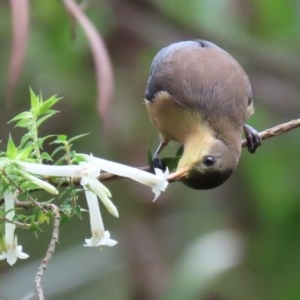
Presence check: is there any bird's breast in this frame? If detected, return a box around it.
[145,90,207,144]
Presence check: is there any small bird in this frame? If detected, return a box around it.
[144,40,261,189]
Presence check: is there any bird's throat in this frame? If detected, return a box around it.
[177,127,216,171]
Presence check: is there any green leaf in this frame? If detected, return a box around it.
[6,135,18,159]
[60,214,71,224]
[40,152,53,162]
[51,145,65,158]
[51,135,68,144]
[39,135,55,146]
[20,132,33,147]
[0,180,11,198]
[73,206,83,219]
[68,133,90,143]
[36,111,58,128]
[16,145,34,160]
[14,118,33,128]
[29,88,40,113]
[9,111,32,124]
[36,137,44,149]
[30,222,42,235]
[38,95,61,115]
[69,150,78,162]
[38,212,50,224]
[72,154,86,164]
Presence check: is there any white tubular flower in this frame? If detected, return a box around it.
[18,170,58,195]
[16,161,119,217]
[84,190,117,248]
[151,168,170,201]
[80,154,169,201]
[81,174,118,218]
[16,161,84,177]
[0,190,29,265]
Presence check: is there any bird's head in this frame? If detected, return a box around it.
[173,135,241,189]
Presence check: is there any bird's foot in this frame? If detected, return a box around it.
[243,124,262,153]
[151,141,167,171]
[152,155,167,171]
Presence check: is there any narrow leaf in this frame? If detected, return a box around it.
[29,88,40,112]
[20,132,33,147]
[68,133,90,143]
[14,118,32,128]
[6,135,18,159]
[51,145,65,158]
[40,152,53,162]
[38,95,61,115]
[16,145,34,160]
[36,111,58,128]
[9,111,32,123]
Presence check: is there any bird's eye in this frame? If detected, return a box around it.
[203,156,216,167]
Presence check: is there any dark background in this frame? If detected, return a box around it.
[1,0,300,299]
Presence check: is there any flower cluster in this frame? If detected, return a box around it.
[0,154,169,265]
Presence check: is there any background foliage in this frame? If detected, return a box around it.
[1,0,300,299]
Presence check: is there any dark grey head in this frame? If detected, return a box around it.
[177,136,241,190]
[182,168,234,189]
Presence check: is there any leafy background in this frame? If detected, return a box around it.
[1,0,300,299]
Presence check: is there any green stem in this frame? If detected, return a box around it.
[31,116,41,162]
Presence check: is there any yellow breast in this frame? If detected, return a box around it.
[145,91,207,144]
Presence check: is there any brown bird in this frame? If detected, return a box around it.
[144,40,261,189]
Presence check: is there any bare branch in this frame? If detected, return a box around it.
[95,118,300,183]
[0,216,31,229]
[241,118,300,146]
[34,203,60,300]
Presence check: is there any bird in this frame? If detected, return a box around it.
[144,40,261,189]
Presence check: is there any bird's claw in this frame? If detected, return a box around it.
[243,124,262,153]
[152,156,167,171]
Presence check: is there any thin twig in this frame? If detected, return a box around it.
[0,216,31,229]
[96,118,300,182]
[241,118,300,146]
[34,203,60,300]
[1,118,300,196]
[1,170,48,213]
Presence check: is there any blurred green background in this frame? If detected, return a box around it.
[1,0,300,299]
